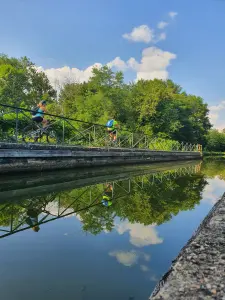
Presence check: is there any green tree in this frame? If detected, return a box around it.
[0,54,212,146]
[129,79,211,142]
[205,129,225,152]
[0,54,56,107]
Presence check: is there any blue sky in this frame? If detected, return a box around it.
[1,0,225,128]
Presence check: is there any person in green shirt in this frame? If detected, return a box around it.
[102,183,113,207]
[106,116,119,143]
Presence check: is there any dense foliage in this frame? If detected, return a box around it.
[0,54,56,106]
[0,55,212,146]
[59,66,211,145]
[204,129,225,152]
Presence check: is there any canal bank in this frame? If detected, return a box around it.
[0,142,201,174]
[150,193,225,300]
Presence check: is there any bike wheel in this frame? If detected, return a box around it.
[22,124,40,143]
[46,130,60,144]
[104,137,112,148]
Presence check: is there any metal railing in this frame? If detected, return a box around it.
[0,103,202,152]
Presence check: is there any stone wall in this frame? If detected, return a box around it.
[150,194,225,300]
[0,142,201,174]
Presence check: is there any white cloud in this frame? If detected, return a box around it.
[39,46,176,87]
[122,25,167,44]
[143,253,151,261]
[157,21,168,29]
[75,214,83,222]
[45,201,74,216]
[133,47,176,81]
[150,275,158,282]
[115,220,163,247]
[107,57,128,71]
[109,250,151,268]
[37,63,102,88]
[109,250,138,267]
[140,265,150,272]
[209,100,225,130]
[156,32,166,42]
[169,11,178,19]
[109,47,176,81]
[122,25,155,43]
[38,11,178,87]
[202,177,225,205]
[127,57,140,70]
[123,12,176,45]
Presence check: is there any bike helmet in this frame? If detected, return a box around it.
[41,100,47,105]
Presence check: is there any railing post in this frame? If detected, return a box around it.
[10,204,14,233]
[15,107,19,142]
[58,195,61,217]
[62,119,65,144]
[112,182,114,198]
[88,133,91,147]
[130,133,134,148]
[93,125,96,144]
[181,142,184,151]
[198,144,203,155]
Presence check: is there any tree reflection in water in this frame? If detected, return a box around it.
[0,162,205,238]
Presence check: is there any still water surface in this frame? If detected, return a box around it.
[0,159,224,300]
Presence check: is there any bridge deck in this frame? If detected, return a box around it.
[0,142,201,174]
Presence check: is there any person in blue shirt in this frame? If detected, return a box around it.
[32,100,47,128]
[106,116,119,143]
[102,183,113,207]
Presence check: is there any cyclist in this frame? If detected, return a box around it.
[25,208,40,232]
[102,183,113,207]
[106,116,119,143]
[32,100,47,128]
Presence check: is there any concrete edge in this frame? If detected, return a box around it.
[149,193,225,299]
[0,142,200,154]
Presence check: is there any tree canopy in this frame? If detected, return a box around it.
[204,129,225,152]
[58,66,211,144]
[0,54,212,145]
[0,54,56,107]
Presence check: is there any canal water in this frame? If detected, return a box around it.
[0,159,224,300]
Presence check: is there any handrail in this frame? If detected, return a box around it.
[0,103,106,128]
[0,102,202,152]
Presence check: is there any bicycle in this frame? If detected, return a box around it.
[22,119,60,144]
[104,130,118,147]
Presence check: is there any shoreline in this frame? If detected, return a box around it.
[150,194,225,300]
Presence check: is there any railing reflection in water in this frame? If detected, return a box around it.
[0,163,203,238]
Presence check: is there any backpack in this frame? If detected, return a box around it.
[31,106,38,116]
[106,119,114,128]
